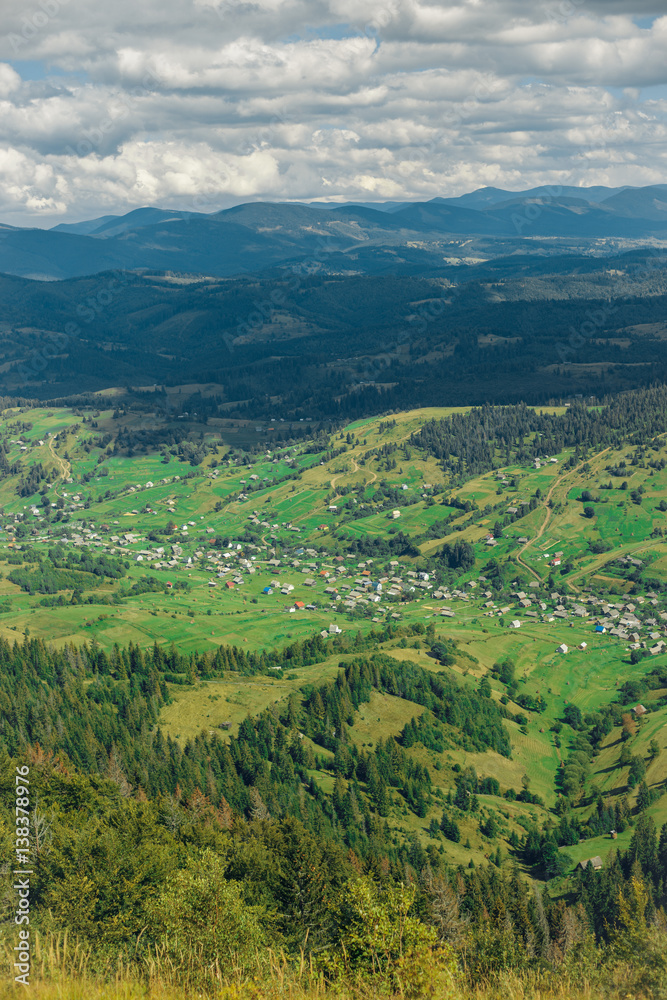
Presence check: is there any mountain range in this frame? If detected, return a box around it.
[2,184,667,281]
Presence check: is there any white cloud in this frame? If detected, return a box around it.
[0,0,666,223]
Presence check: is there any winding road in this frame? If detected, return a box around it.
[515,452,609,583]
[48,437,71,493]
[330,457,360,492]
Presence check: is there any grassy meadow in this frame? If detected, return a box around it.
[1,398,667,878]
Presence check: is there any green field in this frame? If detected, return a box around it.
[1,398,667,880]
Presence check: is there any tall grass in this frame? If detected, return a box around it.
[0,933,645,1000]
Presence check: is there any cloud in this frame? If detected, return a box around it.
[0,62,21,96]
[0,0,666,223]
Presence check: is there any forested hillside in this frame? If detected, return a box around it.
[1,631,666,998]
[0,391,666,996]
[2,249,667,413]
[412,386,667,478]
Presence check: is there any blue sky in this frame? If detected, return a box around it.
[10,60,89,82]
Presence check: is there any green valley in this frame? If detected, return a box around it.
[0,389,666,880]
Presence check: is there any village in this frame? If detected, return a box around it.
[0,403,665,683]
[3,475,667,662]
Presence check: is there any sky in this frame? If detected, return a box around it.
[1,0,667,225]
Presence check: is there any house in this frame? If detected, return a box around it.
[595,625,606,634]
[557,643,568,653]
[166,581,173,589]
[579,642,587,650]
[510,620,521,629]
[225,581,234,589]
[262,586,273,595]
[633,704,647,717]
[391,510,401,519]
[294,601,305,610]
[578,856,603,871]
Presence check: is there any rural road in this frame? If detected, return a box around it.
[48,437,71,487]
[330,457,359,491]
[331,456,378,490]
[515,453,608,583]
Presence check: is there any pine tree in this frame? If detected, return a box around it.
[636,780,652,813]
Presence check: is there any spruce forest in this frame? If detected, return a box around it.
[0,375,666,998]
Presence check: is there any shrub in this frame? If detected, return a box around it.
[324,876,456,996]
[148,849,265,988]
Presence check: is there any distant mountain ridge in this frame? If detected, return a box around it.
[1,183,666,280]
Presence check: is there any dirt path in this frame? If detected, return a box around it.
[48,437,70,486]
[566,536,663,589]
[330,456,380,489]
[515,452,609,584]
[330,457,359,492]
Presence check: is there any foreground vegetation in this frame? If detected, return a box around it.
[0,739,665,998]
[1,939,666,1000]
[2,387,667,994]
